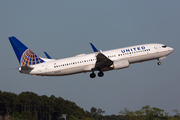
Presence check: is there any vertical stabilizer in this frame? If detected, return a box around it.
[9,36,44,66]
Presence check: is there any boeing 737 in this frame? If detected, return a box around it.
[9,36,174,78]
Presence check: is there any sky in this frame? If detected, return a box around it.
[0,0,180,116]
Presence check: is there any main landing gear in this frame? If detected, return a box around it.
[90,71,104,78]
[98,71,104,77]
[90,72,96,78]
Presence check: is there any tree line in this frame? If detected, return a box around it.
[0,91,106,120]
[0,91,90,120]
[105,105,180,120]
[113,105,180,120]
[0,91,179,120]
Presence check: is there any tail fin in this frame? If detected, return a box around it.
[9,36,44,66]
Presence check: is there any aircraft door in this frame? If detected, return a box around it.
[154,46,159,53]
[44,65,49,73]
[38,65,49,74]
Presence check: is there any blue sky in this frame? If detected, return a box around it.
[0,1,180,115]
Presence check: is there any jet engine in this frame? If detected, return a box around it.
[111,60,129,70]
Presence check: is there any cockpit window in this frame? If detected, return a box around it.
[162,45,167,48]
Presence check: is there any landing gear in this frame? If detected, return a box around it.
[90,71,104,78]
[157,62,161,65]
[90,72,96,78]
[98,71,104,77]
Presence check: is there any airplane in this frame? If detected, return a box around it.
[9,36,174,78]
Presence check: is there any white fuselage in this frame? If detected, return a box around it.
[21,43,173,76]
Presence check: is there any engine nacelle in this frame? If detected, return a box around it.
[111,60,129,70]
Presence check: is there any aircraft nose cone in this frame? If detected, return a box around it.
[169,47,174,52]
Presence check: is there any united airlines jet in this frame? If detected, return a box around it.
[9,36,174,78]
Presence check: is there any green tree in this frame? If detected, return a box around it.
[1,92,18,118]
[173,109,180,117]
[69,115,79,120]
[21,111,31,120]
[119,105,169,120]
[152,107,164,118]
[86,117,92,120]
[90,107,105,120]
[119,107,137,120]
[91,107,97,117]
[14,111,22,119]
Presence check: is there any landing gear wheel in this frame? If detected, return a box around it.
[98,71,104,77]
[157,62,161,65]
[90,72,96,78]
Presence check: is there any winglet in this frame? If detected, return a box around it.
[90,43,98,52]
[44,52,52,59]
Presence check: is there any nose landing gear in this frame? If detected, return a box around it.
[157,62,161,65]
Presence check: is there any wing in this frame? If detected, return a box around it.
[90,43,113,71]
[94,52,113,70]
